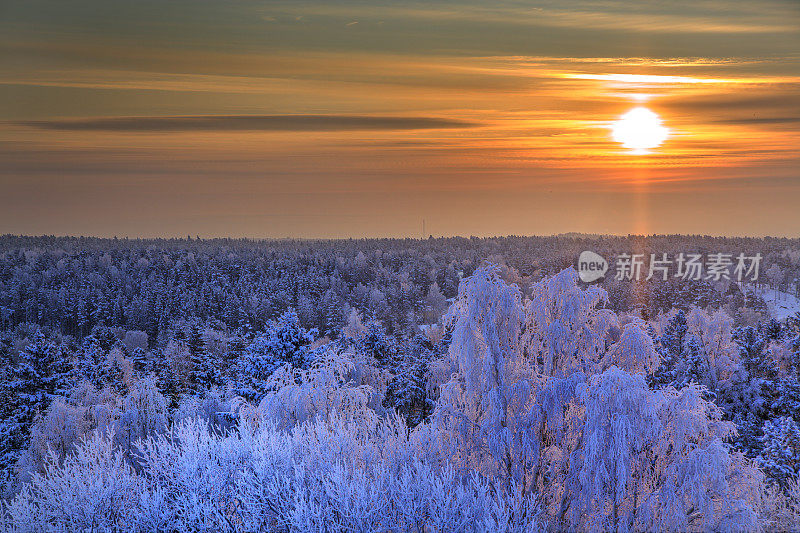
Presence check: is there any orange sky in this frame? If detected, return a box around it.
[1,1,799,237]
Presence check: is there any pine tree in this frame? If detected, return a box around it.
[235,309,317,401]
[762,318,782,342]
[649,311,687,388]
[735,325,775,379]
[661,309,688,358]
[674,336,711,392]
[0,332,14,420]
[187,323,205,362]
[131,346,149,375]
[772,377,800,421]
[152,350,180,411]
[757,416,800,489]
[100,350,128,395]
[187,323,215,390]
[224,335,246,379]
[384,334,435,427]
[0,332,67,471]
[320,289,342,337]
[77,338,106,389]
[356,321,398,368]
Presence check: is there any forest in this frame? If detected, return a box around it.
[1,234,800,531]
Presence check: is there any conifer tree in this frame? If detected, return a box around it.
[235,310,317,401]
[757,416,800,489]
[187,323,215,390]
[131,346,149,375]
[384,334,435,427]
[224,335,246,379]
[0,332,68,471]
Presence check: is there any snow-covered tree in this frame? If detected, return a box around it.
[601,322,660,375]
[353,320,399,368]
[758,416,800,490]
[735,325,775,379]
[113,377,168,465]
[385,334,436,427]
[131,346,149,375]
[650,310,687,387]
[0,332,70,473]
[432,266,766,530]
[187,324,219,391]
[235,309,318,401]
[432,265,536,488]
[524,267,616,377]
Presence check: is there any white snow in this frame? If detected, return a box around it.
[754,287,800,321]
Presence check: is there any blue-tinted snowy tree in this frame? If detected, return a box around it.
[384,334,436,427]
[757,416,800,490]
[235,309,318,401]
[649,309,687,388]
[0,332,70,476]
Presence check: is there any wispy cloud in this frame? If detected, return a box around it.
[259,1,799,34]
[17,114,479,132]
[526,7,797,34]
[559,72,797,85]
[716,117,800,124]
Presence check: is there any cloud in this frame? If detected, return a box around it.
[716,117,800,124]
[17,114,479,132]
[662,93,800,112]
[259,1,799,35]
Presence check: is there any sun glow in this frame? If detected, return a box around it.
[611,107,669,153]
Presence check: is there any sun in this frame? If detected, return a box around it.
[611,107,669,153]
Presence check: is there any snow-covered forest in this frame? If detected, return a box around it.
[2,235,800,531]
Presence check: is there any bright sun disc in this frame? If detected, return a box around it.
[611,107,669,153]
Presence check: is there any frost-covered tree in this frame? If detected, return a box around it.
[187,324,219,391]
[253,349,375,430]
[385,334,436,427]
[758,416,800,490]
[524,267,616,377]
[0,332,70,473]
[735,325,775,379]
[4,430,143,532]
[432,266,766,531]
[601,322,660,375]
[566,369,763,532]
[113,377,168,466]
[4,413,544,532]
[131,346,148,375]
[432,265,540,491]
[353,320,399,368]
[423,281,449,324]
[686,308,739,390]
[567,367,661,531]
[650,310,687,387]
[235,309,318,401]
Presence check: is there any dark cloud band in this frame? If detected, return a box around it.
[17,115,479,132]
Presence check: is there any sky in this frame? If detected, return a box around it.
[1,0,799,238]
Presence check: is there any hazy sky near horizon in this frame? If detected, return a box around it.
[1,0,799,238]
